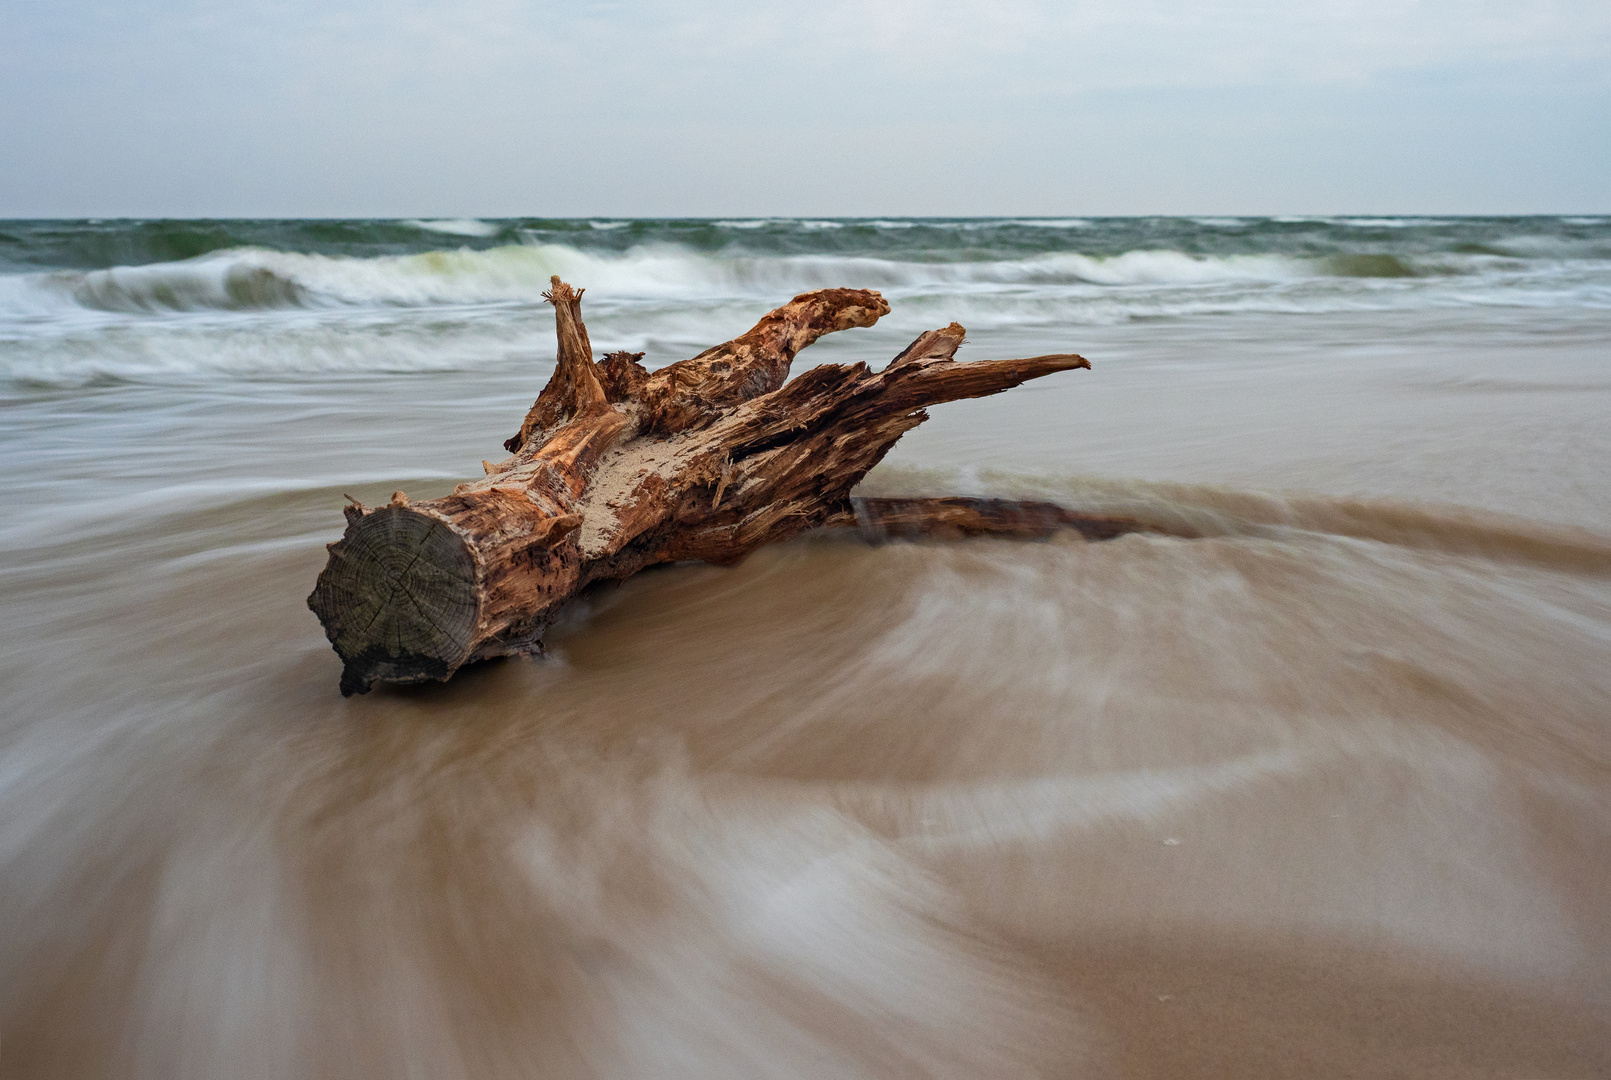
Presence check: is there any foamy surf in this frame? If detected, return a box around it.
[1,216,1608,386]
[1,240,1589,314]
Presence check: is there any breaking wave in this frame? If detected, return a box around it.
[0,241,1581,318]
[2,215,1608,385]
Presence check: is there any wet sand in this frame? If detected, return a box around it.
[1,306,1609,1077]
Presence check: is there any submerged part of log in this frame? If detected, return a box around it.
[833,497,1161,543]
[309,278,1123,695]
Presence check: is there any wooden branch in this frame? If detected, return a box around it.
[503,279,610,453]
[308,277,1130,695]
[634,288,891,436]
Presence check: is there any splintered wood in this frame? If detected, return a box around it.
[308,279,1145,694]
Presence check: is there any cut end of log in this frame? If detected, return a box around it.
[307,506,480,696]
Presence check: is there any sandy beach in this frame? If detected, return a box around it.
[1,216,1608,1077]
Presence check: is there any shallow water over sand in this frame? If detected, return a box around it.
[1,219,1609,1078]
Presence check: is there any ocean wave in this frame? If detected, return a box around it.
[6,217,1609,278]
[65,259,312,312]
[1484,235,1611,260]
[0,312,560,390]
[0,242,1490,319]
[1002,219,1094,229]
[4,246,568,315]
[0,259,314,317]
[1336,218,1453,229]
[403,218,503,238]
[2,236,1607,387]
[1319,253,1421,278]
[0,313,555,387]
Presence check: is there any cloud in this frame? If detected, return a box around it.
[1,0,1606,215]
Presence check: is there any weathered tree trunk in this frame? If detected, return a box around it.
[308,279,1144,695]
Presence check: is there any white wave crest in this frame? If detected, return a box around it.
[1337,218,1451,228]
[404,218,502,238]
[1004,219,1094,229]
[513,244,1310,295]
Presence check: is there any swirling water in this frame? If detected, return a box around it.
[1,217,1609,1078]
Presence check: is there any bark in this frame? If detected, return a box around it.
[308,278,1147,695]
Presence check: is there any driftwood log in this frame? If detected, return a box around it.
[309,280,1146,695]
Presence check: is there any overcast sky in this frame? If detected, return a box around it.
[1,0,1606,217]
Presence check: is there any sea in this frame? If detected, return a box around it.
[2,216,1609,1078]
